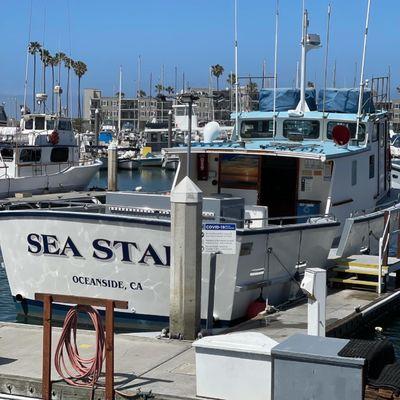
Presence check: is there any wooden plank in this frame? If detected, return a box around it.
[105,300,115,400]
[332,266,388,276]
[42,295,52,400]
[35,293,128,310]
[329,277,379,287]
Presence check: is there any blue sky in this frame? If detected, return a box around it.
[0,0,397,117]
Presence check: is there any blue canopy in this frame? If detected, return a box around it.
[317,88,375,114]
[259,88,317,112]
[98,131,113,143]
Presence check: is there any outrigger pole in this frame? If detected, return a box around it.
[356,0,372,141]
[233,0,239,141]
[272,0,279,138]
[322,4,332,117]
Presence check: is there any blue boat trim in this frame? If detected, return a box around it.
[0,209,340,235]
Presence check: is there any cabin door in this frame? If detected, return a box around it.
[258,156,298,219]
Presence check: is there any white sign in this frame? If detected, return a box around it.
[202,223,237,254]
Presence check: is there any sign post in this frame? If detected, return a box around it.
[202,223,236,331]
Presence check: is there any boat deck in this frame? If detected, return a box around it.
[0,288,396,399]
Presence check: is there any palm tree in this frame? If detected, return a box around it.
[246,81,258,111]
[137,90,146,98]
[165,86,174,95]
[40,48,50,111]
[227,73,236,112]
[28,41,41,112]
[64,56,74,116]
[115,92,125,98]
[48,55,57,113]
[155,84,164,94]
[54,52,66,85]
[227,72,236,87]
[211,64,224,90]
[73,61,87,119]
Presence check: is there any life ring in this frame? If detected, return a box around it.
[49,130,59,145]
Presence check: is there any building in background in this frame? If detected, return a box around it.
[83,85,260,131]
[83,89,173,131]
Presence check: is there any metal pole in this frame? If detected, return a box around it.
[94,108,99,148]
[272,0,279,137]
[234,0,239,140]
[206,253,217,331]
[187,100,192,177]
[356,0,372,141]
[108,142,118,191]
[168,110,172,148]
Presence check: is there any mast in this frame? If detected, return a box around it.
[355,0,372,141]
[272,0,279,137]
[233,0,239,140]
[322,4,332,116]
[298,9,308,113]
[137,55,141,131]
[118,65,122,136]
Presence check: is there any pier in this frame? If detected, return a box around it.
[0,288,398,399]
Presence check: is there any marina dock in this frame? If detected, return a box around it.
[0,288,398,400]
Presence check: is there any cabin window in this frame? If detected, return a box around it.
[369,155,375,179]
[379,122,386,148]
[219,154,259,189]
[327,122,366,142]
[50,148,69,162]
[35,117,45,130]
[46,120,55,130]
[19,148,41,163]
[1,148,13,160]
[25,119,33,130]
[57,120,72,131]
[240,120,273,139]
[351,160,357,186]
[283,120,319,139]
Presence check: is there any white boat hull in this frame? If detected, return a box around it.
[0,210,338,330]
[0,161,100,198]
[118,159,139,170]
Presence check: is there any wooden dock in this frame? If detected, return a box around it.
[0,288,399,399]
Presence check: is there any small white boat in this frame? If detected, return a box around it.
[118,158,139,170]
[135,153,164,167]
[0,113,101,197]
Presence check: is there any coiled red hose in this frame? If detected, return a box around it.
[54,305,105,388]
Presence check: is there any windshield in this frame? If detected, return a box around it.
[283,120,320,139]
[241,120,273,139]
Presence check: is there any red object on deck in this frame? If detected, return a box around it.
[246,297,267,319]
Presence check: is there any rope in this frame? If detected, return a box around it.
[54,305,105,390]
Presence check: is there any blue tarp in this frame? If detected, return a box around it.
[99,131,113,143]
[259,88,317,112]
[317,88,375,114]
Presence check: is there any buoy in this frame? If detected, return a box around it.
[246,295,267,319]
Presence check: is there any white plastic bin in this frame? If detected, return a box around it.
[193,332,278,400]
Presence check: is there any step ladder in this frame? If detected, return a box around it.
[329,254,400,292]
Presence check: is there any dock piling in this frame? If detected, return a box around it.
[170,177,203,340]
[108,142,118,191]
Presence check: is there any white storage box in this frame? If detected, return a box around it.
[193,332,278,400]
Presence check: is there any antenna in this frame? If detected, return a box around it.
[356,0,372,141]
[272,0,279,138]
[233,0,239,141]
[322,4,332,117]
[353,61,358,88]
[23,0,33,115]
[332,59,337,87]
[118,65,122,136]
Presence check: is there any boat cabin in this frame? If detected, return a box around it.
[0,114,79,179]
[167,94,390,226]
